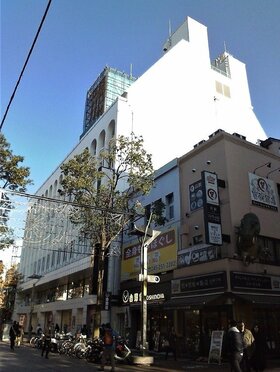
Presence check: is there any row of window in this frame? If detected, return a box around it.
[32,240,91,275]
[41,121,115,200]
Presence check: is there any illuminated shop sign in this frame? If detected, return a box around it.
[248,173,278,211]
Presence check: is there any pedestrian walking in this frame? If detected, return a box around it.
[36,323,42,336]
[15,324,24,347]
[9,321,17,351]
[238,320,255,372]
[227,320,244,372]
[99,323,106,338]
[41,328,51,359]
[250,324,267,372]
[98,323,118,372]
[165,327,177,360]
[54,323,60,334]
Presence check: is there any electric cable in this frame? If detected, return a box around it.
[0,0,52,131]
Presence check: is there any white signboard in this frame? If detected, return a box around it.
[208,222,222,245]
[249,173,278,211]
[208,330,224,364]
[204,171,219,205]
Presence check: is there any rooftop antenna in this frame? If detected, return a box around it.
[224,41,228,53]
[168,19,172,37]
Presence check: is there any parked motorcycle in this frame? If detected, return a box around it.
[84,337,103,363]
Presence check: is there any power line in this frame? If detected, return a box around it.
[0,0,52,131]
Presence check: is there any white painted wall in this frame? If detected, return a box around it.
[117,17,266,171]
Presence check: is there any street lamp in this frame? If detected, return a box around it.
[253,162,271,174]
[266,167,280,178]
[129,214,160,357]
[27,274,43,340]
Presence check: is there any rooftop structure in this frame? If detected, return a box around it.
[81,66,136,138]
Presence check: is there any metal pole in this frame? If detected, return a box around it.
[28,283,35,341]
[141,239,148,356]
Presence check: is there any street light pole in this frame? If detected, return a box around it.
[27,274,42,340]
[130,213,160,357]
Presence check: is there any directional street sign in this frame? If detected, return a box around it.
[138,274,160,283]
[147,275,160,283]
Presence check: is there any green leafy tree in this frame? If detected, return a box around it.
[0,133,32,249]
[60,134,164,334]
[0,264,20,323]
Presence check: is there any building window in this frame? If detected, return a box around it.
[215,81,231,98]
[51,251,55,267]
[165,192,174,220]
[46,254,50,270]
[57,251,61,266]
[42,257,45,272]
[258,236,279,264]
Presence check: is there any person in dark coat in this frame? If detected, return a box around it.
[54,323,60,334]
[41,328,51,359]
[9,321,17,351]
[165,327,177,360]
[227,320,244,372]
[250,324,267,372]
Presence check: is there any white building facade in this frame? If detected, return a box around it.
[14,16,268,336]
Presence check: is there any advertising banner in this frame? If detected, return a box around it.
[177,244,217,268]
[189,180,204,211]
[202,171,222,245]
[208,330,224,364]
[248,173,278,211]
[121,228,177,280]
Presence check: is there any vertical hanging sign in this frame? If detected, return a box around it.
[202,171,222,245]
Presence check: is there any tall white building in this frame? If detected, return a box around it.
[15,16,267,335]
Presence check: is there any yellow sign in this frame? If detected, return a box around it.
[121,229,177,280]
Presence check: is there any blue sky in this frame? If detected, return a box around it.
[1,0,280,193]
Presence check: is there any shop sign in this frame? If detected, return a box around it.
[121,228,177,280]
[103,291,111,311]
[208,330,224,364]
[172,272,226,294]
[177,244,217,268]
[231,272,280,292]
[121,289,165,305]
[203,171,219,205]
[201,171,222,245]
[248,173,278,211]
[189,180,204,211]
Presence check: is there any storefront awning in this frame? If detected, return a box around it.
[235,294,280,306]
[164,294,222,309]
